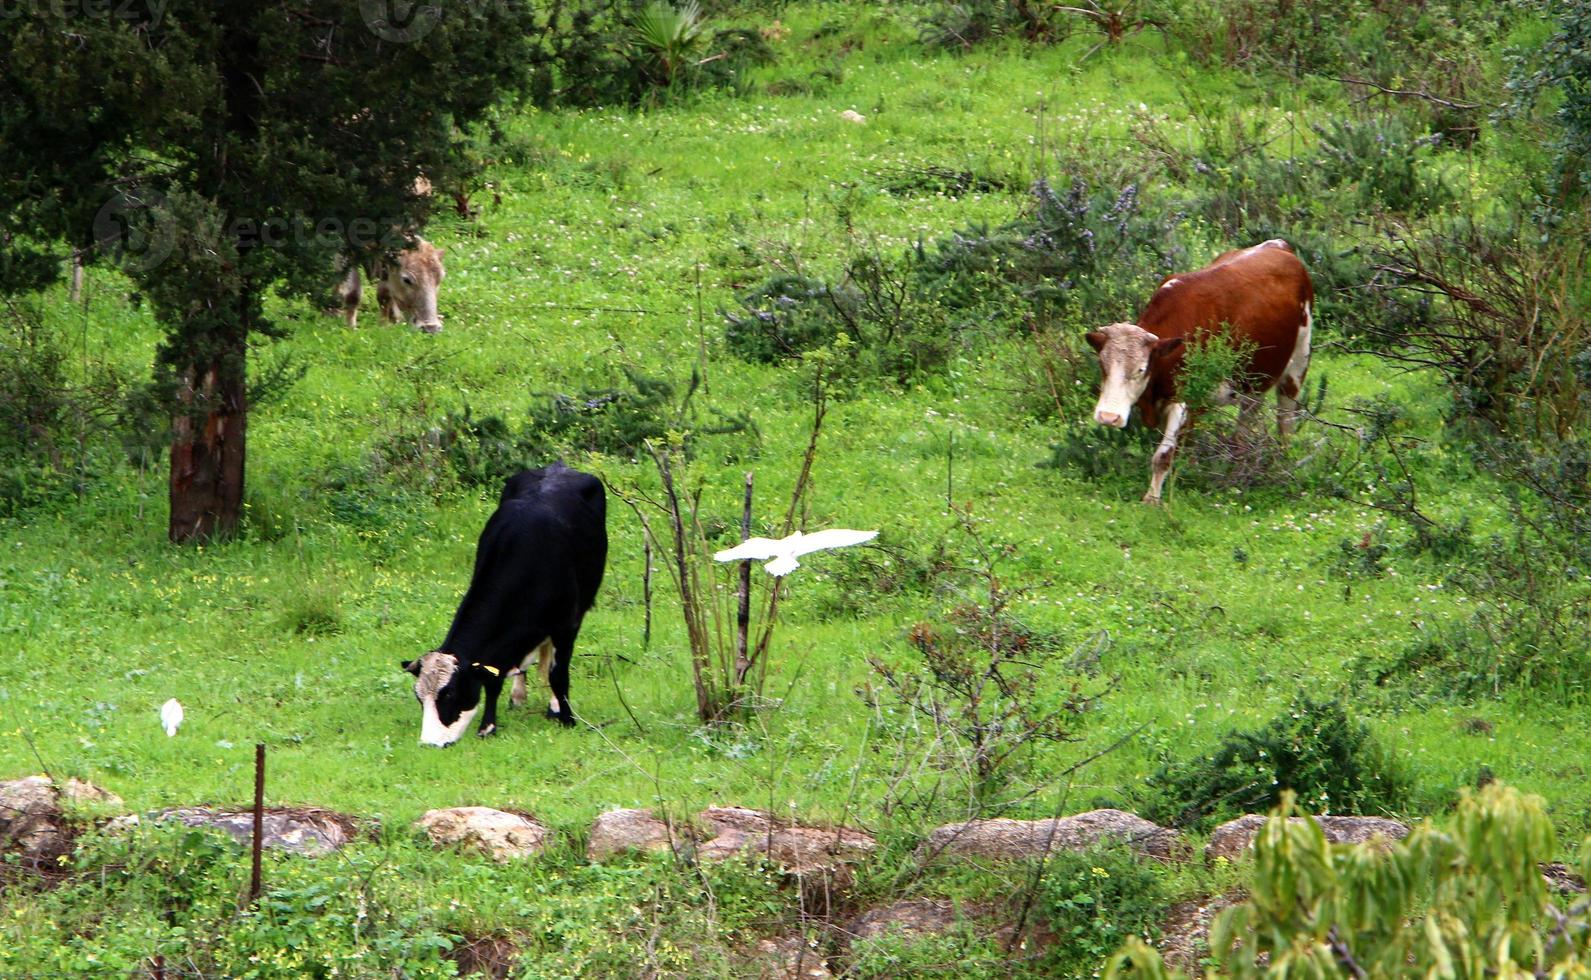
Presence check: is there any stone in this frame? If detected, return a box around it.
[1205,814,1410,862]
[848,899,977,942]
[696,806,876,874]
[586,808,678,861]
[418,807,548,862]
[844,898,1055,957]
[0,775,122,861]
[158,806,360,856]
[920,809,1185,862]
[1541,862,1587,895]
[1157,892,1243,974]
[748,935,832,979]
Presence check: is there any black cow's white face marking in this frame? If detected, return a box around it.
[404,651,478,747]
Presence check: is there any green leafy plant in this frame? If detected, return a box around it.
[1108,784,1591,978]
[848,923,1007,978]
[1507,0,1591,200]
[390,365,757,490]
[1313,115,1451,214]
[1366,206,1588,436]
[631,1,709,87]
[1357,428,1591,703]
[1035,846,1168,976]
[918,0,1070,49]
[1140,694,1413,830]
[615,351,835,724]
[865,511,1091,807]
[1175,330,1255,409]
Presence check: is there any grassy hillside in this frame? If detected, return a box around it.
[3,1,1587,975]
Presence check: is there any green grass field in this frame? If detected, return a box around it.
[3,3,1586,975]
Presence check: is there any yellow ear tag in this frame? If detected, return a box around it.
[479,665,501,677]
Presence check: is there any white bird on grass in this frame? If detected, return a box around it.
[160,698,184,737]
[713,528,878,577]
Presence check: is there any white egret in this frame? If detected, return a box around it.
[713,528,878,577]
[160,698,184,737]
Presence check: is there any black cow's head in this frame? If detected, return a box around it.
[401,651,494,747]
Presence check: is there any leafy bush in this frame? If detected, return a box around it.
[1040,417,1160,485]
[522,0,774,108]
[0,302,147,517]
[1176,331,1255,408]
[1366,206,1588,435]
[1313,115,1452,214]
[1507,0,1591,200]
[1109,784,1591,978]
[919,176,1184,324]
[2,823,794,979]
[629,2,774,98]
[1035,846,1168,977]
[848,923,1007,979]
[723,274,855,363]
[1131,95,1454,338]
[917,0,1070,49]
[1358,429,1591,703]
[1140,695,1413,830]
[1161,0,1503,124]
[726,173,1183,382]
[864,514,1090,808]
[0,823,457,978]
[390,366,757,489]
[874,162,1020,198]
[724,254,963,381]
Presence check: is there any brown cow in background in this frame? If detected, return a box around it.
[335,237,446,334]
[1086,239,1314,504]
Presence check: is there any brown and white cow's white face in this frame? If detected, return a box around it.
[379,240,446,334]
[1085,323,1185,428]
[402,651,479,747]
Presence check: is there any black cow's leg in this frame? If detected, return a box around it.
[478,672,505,738]
[547,629,577,728]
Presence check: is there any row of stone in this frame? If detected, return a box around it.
[15,775,1587,980]
[0,774,1414,869]
[439,805,1415,867]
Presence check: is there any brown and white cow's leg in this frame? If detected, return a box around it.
[1277,301,1313,437]
[336,261,362,328]
[1145,401,1188,504]
[509,639,555,710]
[536,639,559,718]
[375,275,399,323]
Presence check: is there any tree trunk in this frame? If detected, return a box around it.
[168,328,247,543]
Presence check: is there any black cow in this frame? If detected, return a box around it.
[402,463,607,746]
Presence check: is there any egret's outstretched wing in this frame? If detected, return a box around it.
[787,528,877,556]
[713,536,786,563]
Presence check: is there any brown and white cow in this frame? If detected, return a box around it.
[1085,239,1314,504]
[335,238,446,333]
